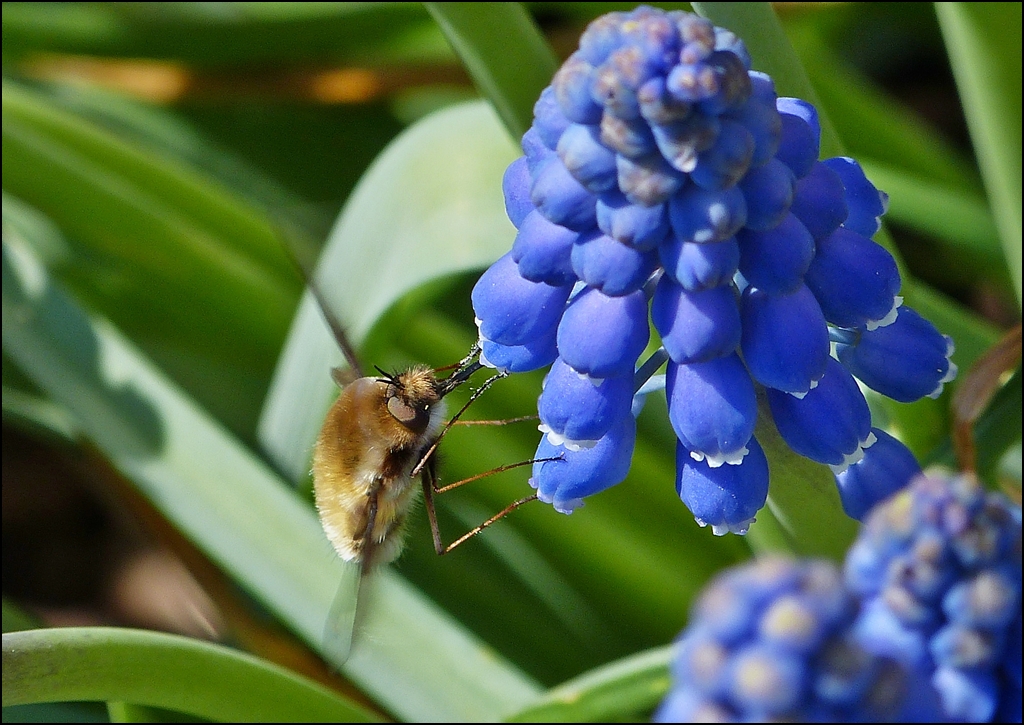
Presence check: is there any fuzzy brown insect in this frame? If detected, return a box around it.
[304,270,546,581]
[311,348,501,577]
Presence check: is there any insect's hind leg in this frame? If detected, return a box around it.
[419,454,562,556]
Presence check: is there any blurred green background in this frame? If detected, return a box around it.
[3,3,1020,722]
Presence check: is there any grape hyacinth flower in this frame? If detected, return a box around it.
[470,6,957,530]
[653,556,946,722]
[845,471,1022,722]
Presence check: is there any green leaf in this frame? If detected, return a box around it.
[425,2,557,140]
[784,25,981,191]
[936,2,1023,308]
[2,81,302,439]
[2,2,448,66]
[858,161,1002,263]
[2,628,378,722]
[749,394,859,561]
[2,234,541,721]
[506,646,674,722]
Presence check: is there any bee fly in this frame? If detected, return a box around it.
[305,283,547,584]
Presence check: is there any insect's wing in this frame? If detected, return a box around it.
[321,560,363,668]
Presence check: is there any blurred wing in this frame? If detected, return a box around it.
[321,560,363,668]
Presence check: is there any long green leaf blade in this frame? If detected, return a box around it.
[2,628,379,722]
[506,646,673,722]
[425,2,557,140]
[935,2,1023,308]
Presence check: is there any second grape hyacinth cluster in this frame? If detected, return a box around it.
[470,6,957,531]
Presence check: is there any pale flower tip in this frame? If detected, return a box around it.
[865,296,902,331]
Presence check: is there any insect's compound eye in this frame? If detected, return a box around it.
[387,396,428,431]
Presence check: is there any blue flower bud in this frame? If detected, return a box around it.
[690,118,755,191]
[775,98,819,179]
[592,46,652,121]
[942,565,1019,630]
[511,209,577,286]
[538,357,633,443]
[675,435,769,535]
[557,122,619,193]
[667,353,757,467]
[552,52,603,124]
[577,12,624,66]
[737,212,815,294]
[557,286,650,377]
[652,276,741,363]
[595,188,669,250]
[933,666,999,722]
[530,413,637,513]
[620,6,680,72]
[823,157,888,238]
[713,27,750,69]
[835,306,957,402]
[472,252,572,346]
[725,71,780,168]
[637,75,692,126]
[616,152,687,206]
[675,13,715,59]
[834,428,922,520]
[599,112,658,158]
[533,86,571,149]
[522,125,553,174]
[738,157,795,231]
[930,623,1001,670]
[651,113,720,173]
[666,62,719,104]
[766,357,872,469]
[740,284,829,394]
[851,598,931,671]
[669,183,747,243]
[696,50,752,116]
[730,642,806,714]
[804,227,902,330]
[502,156,533,228]
[529,153,598,232]
[659,235,739,290]
[570,230,659,296]
[790,161,848,240]
[480,329,558,374]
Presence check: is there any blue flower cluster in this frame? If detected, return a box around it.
[653,556,945,722]
[655,472,1022,722]
[471,6,957,526]
[846,471,1022,722]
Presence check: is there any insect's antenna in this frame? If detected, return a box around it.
[411,367,508,478]
[272,225,364,377]
[373,365,400,384]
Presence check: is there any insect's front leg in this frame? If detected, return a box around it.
[419,453,447,556]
